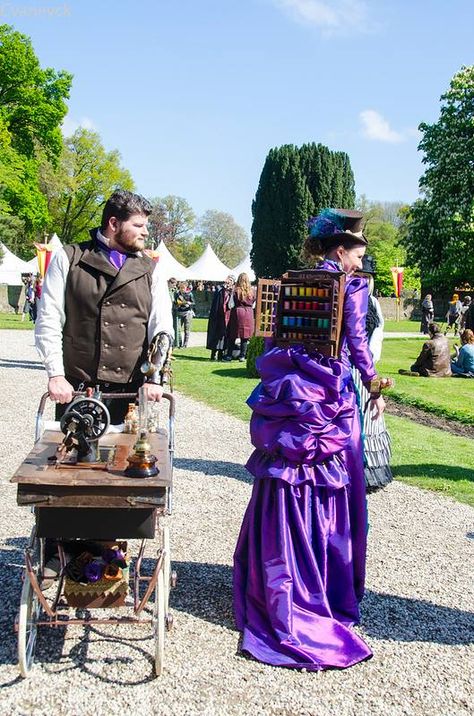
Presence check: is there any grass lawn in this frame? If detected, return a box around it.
[378,338,474,425]
[191,317,208,332]
[173,346,473,506]
[386,414,474,505]
[383,319,419,333]
[0,312,33,329]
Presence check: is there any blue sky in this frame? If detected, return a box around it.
[5,0,473,235]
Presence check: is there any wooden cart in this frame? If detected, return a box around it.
[11,392,176,678]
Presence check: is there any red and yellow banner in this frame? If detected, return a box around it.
[390,266,404,298]
[34,243,54,278]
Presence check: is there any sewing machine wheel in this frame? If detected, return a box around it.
[60,397,110,442]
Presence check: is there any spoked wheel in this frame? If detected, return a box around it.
[154,565,165,676]
[18,533,41,677]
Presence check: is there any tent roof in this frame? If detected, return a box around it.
[155,241,193,281]
[187,244,232,281]
[232,254,256,282]
[0,242,33,285]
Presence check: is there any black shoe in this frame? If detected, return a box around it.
[222,356,232,362]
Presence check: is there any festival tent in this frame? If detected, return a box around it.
[155,240,192,281]
[0,242,33,285]
[232,254,256,282]
[187,244,232,281]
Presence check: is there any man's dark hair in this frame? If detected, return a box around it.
[101,190,152,230]
[428,322,441,336]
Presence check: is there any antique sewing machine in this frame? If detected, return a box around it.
[55,386,158,477]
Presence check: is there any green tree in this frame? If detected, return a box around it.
[148,195,195,251]
[299,143,355,213]
[251,145,314,278]
[0,24,71,247]
[251,143,356,278]
[401,65,474,294]
[198,210,248,267]
[364,218,420,296]
[41,128,134,243]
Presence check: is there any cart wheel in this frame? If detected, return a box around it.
[154,566,165,676]
[18,541,41,677]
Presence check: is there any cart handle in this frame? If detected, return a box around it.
[35,391,175,443]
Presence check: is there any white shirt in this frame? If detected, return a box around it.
[35,241,174,378]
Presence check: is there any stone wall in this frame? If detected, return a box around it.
[378,296,447,322]
[0,284,24,313]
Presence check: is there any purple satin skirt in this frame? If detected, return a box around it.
[233,346,372,670]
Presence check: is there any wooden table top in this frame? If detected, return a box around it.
[10,430,171,488]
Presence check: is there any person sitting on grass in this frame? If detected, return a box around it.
[451,329,474,377]
[399,322,451,377]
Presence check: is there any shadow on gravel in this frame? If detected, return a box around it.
[165,560,474,648]
[0,538,155,686]
[392,463,474,482]
[362,590,474,645]
[0,359,45,370]
[174,457,252,483]
[168,560,235,631]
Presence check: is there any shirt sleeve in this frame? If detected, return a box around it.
[343,276,377,384]
[34,248,70,378]
[147,263,175,342]
[368,295,384,363]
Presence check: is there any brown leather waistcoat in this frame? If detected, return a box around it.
[63,238,154,383]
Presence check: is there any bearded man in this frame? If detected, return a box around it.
[35,190,173,423]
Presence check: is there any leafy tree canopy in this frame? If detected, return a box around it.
[198,209,248,268]
[401,65,474,295]
[148,195,196,251]
[41,128,134,244]
[0,24,72,162]
[0,25,71,250]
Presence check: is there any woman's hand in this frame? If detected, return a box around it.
[369,394,386,420]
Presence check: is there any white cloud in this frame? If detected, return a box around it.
[62,114,96,136]
[359,110,404,143]
[272,0,370,34]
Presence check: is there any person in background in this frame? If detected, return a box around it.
[451,329,474,377]
[168,277,180,348]
[31,275,43,323]
[352,256,393,491]
[459,295,472,332]
[400,322,451,377]
[444,293,462,336]
[175,280,195,348]
[21,275,35,322]
[420,293,434,334]
[223,272,255,362]
[206,274,235,361]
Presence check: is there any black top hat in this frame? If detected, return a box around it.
[308,208,367,246]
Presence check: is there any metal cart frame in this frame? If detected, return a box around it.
[12,391,176,678]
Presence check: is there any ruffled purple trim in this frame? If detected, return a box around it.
[246,450,349,488]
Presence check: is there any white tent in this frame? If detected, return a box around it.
[187,244,232,281]
[232,254,256,282]
[0,242,33,285]
[155,241,192,281]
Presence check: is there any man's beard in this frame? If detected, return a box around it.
[115,229,143,254]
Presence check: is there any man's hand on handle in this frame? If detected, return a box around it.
[48,376,74,404]
[142,382,165,402]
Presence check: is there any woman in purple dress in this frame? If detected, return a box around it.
[233,209,388,670]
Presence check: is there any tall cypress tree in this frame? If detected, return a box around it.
[251,145,313,278]
[251,143,356,278]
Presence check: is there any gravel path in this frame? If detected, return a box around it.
[0,330,473,716]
